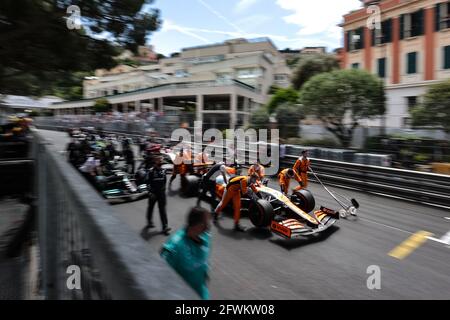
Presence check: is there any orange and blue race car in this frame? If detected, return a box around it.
[184,164,340,239]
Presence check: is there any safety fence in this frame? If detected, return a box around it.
[245,146,450,208]
[245,145,450,208]
[284,156,450,208]
[32,130,198,299]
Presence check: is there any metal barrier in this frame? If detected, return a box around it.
[283,156,450,208]
[32,130,198,300]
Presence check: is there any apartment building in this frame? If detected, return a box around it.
[53,38,291,129]
[342,0,450,127]
[84,38,291,99]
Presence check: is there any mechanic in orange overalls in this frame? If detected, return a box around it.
[248,163,265,186]
[214,174,259,232]
[293,150,311,189]
[194,151,209,165]
[169,147,192,186]
[278,168,302,195]
[193,151,212,175]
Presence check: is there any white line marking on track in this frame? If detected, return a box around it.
[440,231,450,244]
[359,217,413,235]
[359,218,450,249]
[360,217,450,248]
[427,231,450,246]
[427,237,450,246]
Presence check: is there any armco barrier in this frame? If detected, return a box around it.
[282,156,450,208]
[32,129,197,300]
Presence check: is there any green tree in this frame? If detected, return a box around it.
[292,54,339,90]
[411,80,450,132]
[249,108,270,130]
[300,69,385,148]
[93,98,110,113]
[275,103,303,139]
[267,87,299,114]
[267,85,281,95]
[287,56,301,68]
[0,0,162,96]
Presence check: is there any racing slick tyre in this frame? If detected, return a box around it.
[248,199,274,228]
[293,189,316,213]
[181,175,200,197]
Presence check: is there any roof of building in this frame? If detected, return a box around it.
[182,37,277,52]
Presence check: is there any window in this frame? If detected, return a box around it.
[372,19,392,45]
[352,63,360,69]
[217,73,232,81]
[407,52,417,74]
[444,46,450,69]
[185,55,225,65]
[237,68,262,79]
[436,2,450,31]
[407,96,417,111]
[274,74,287,81]
[400,9,424,39]
[377,58,386,78]
[346,27,364,51]
[175,70,189,78]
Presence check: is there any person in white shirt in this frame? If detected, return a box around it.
[79,155,101,184]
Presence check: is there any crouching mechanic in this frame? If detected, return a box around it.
[248,163,266,186]
[145,156,171,235]
[278,168,302,195]
[197,163,228,208]
[214,174,259,232]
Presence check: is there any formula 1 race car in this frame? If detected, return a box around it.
[184,165,339,239]
[96,170,148,203]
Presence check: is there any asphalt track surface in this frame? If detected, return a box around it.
[39,129,450,300]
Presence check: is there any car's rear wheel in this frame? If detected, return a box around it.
[181,175,200,197]
[293,189,316,213]
[248,199,274,228]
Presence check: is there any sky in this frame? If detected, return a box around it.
[143,0,362,56]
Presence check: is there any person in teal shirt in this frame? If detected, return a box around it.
[161,207,211,300]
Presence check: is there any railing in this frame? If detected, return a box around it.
[283,156,450,208]
[32,129,198,299]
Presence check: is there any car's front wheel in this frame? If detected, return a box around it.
[181,175,200,197]
[292,189,316,213]
[248,199,274,228]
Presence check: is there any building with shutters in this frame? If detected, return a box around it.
[341,0,450,128]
